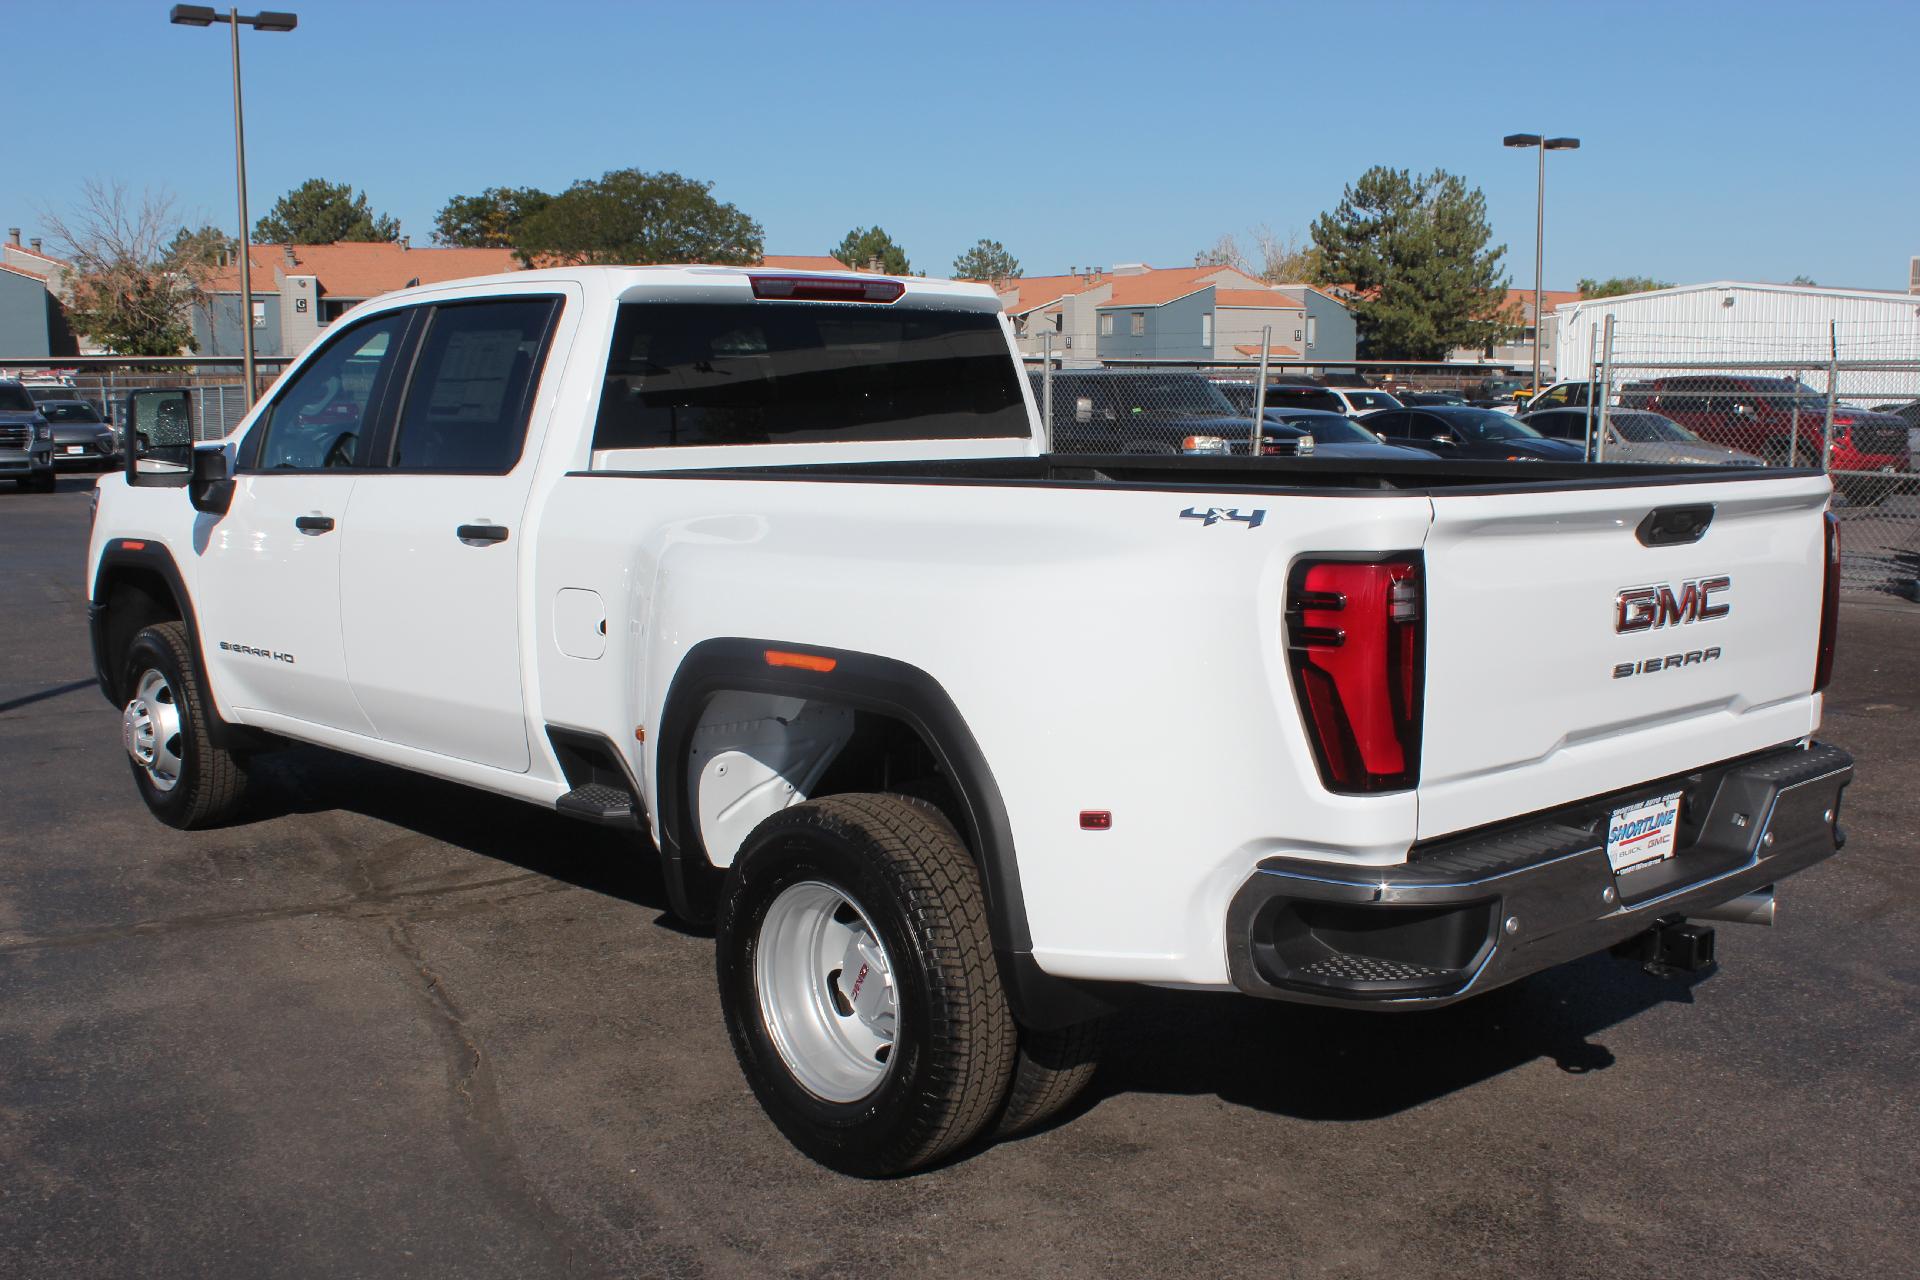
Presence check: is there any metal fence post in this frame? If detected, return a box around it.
[1596,313,1615,462]
[1252,325,1272,457]
[1040,332,1054,451]
[1789,365,1801,465]
[1822,320,1838,474]
[1584,323,1599,460]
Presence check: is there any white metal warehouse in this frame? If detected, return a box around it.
[1552,281,1920,390]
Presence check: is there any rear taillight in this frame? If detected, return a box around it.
[1284,555,1424,792]
[748,274,904,303]
[1814,511,1840,692]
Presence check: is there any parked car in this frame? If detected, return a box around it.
[1258,407,1435,461]
[1869,401,1920,468]
[0,378,56,491]
[1398,390,1470,407]
[1208,386,1426,461]
[1620,376,1909,480]
[1523,408,1763,466]
[38,398,119,470]
[1259,383,1403,416]
[1522,380,1603,413]
[88,265,1852,1176]
[1470,375,1531,405]
[1367,404,1585,460]
[1033,370,1304,456]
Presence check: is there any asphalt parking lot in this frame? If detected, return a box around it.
[3,475,1917,1279]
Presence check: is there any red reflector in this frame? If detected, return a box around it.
[763,648,837,673]
[1814,511,1839,693]
[749,274,905,304]
[121,540,146,551]
[1079,810,1112,831]
[1284,556,1424,792]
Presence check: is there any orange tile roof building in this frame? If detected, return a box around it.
[194,245,867,358]
[995,262,1355,366]
[194,241,521,358]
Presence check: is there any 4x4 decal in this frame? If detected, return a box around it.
[1180,506,1266,529]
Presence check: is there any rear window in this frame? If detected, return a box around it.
[593,302,1029,450]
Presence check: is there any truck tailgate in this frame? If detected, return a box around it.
[1416,474,1830,840]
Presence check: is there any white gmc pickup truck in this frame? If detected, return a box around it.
[87,266,1853,1176]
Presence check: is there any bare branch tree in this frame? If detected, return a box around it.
[41,179,211,355]
[1195,232,1247,272]
[1248,224,1323,284]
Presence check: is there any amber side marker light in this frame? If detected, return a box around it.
[764,649,837,673]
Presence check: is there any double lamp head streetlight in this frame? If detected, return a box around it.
[1503,133,1579,394]
[169,6,299,404]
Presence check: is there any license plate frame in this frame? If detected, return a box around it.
[1606,790,1683,876]
[62,445,85,455]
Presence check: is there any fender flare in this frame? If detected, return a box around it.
[655,638,1113,1030]
[89,538,260,751]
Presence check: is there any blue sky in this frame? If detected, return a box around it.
[19,0,1919,291]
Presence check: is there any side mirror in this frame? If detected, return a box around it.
[123,388,194,487]
[189,446,235,516]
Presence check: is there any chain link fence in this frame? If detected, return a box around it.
[0,357,290,443]
[1592,322,1920,597]
[1025,341,1919,600]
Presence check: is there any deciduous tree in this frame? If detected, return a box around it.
[254,178,401,244]
[1310,167,1510,359]
[515,169,761,266]
[44,181,210,356]
[432,186,553,248]
[1575,275,1673,298]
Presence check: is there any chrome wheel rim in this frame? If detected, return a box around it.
[123,668,183,793]
[755,880,899,1104]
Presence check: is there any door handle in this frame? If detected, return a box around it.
[456,523,510,544]
[294,515,335,535]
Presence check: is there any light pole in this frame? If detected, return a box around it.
[170,6,298,405]
[1503,132,1579,393]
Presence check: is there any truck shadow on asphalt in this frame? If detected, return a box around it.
[1085,961,1704,1126]
[248,745,678,923]
[249,744,1707,1128]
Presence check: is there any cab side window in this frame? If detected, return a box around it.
[390,298,559,473]
[251,312,410,470]
[1369,411,1412,438]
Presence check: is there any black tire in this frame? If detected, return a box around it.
[716,792,1017,1177]
[120,621,250,829]
[993,1017,1105,1138]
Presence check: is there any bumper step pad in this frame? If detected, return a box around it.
[1226,741,1853,1007]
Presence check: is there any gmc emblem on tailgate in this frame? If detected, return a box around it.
[1615,576,1731,634]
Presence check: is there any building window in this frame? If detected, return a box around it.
[1306,316,1318,348]
[1098,313,1114,337]
[1201,313,1212,346]
[250,300,266,328]
[1052,313,1063,332]
[1129,312,1145,337]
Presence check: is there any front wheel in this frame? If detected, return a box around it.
[120,622,250,829]
[716,793,1016,1177]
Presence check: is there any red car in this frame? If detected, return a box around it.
[1622,375,1909,483]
